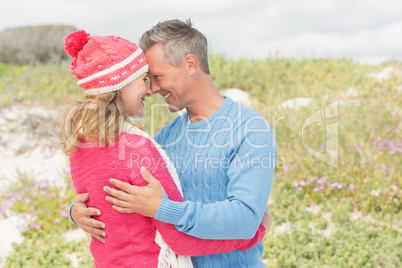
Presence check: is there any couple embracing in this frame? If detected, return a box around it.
[60,18,276,268]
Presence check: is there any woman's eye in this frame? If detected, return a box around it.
[144,77,150,86]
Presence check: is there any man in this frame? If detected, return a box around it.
[69,19,276,267]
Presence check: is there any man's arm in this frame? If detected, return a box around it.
[123,165,268,255]
[105,115,276,239]
[154,155,274,240]
[106,171,273,237]
[69,193,106,243]
[102,132,270,255]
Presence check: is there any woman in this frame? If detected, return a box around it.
[60,30,266,268]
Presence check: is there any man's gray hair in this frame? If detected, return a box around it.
[139,19,210,74]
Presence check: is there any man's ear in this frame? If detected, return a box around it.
[183,54,198,75]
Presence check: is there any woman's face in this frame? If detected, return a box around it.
[120,73,152,117]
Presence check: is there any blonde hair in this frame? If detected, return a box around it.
[59,91,141,155]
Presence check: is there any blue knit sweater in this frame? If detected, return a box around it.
[154,97,276,268]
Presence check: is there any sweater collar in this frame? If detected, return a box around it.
[185,96,233,129]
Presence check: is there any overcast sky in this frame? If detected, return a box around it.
[1,0,401,64]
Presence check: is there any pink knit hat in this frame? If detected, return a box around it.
[64,30,148,95]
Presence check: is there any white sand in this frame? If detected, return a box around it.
[0,104,68,190]
[0,104,69,264]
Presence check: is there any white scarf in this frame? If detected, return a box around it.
[123,124,193,268]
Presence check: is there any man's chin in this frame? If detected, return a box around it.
[168,107,180,113]
[167,104,183,113]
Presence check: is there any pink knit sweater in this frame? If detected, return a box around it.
[69,126,266,267]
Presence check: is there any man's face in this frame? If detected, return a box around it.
[145,43,189,112]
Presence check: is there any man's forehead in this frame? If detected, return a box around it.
[147,60,167,75]
[147,65,158,75]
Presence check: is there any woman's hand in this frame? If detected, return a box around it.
[71,193,106,243]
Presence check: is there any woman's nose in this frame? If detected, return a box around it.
[146,85,152,96]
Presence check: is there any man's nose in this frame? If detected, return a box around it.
[150,81,160,94]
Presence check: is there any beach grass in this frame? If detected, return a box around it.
[0,56,401,267]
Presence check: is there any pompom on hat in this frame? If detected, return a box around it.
[64,30,148,95]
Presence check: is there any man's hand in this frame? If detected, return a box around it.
[261,207,272,238]
[71,193,106,243]
[104,167,166,217]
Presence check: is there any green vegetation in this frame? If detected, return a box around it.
[0,56,401,267]
[0,173,92,267]
[0,62,14,76]
[0,62,79,105]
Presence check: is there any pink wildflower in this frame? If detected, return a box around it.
[317,177,328,186]
[61,210,69,218]
[31,223,41,230]
[381,165,390,172]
